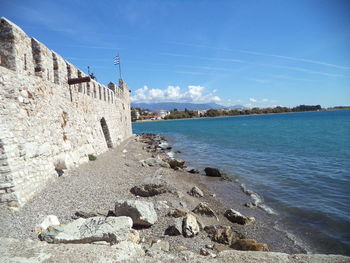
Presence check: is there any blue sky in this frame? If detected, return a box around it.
[2,0,350,107]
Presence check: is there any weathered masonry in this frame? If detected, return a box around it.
[0,18,132,207]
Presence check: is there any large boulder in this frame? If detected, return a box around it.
[39,216,132,244]
[231,238,269,251]
[115,200,158,227]
[204,167,222,177]
[168,158,185,170]
[130,183,172,197]
[204,225,243,246]
[224,209,255,225]
[182,214,200,238]
[188,186,204,197]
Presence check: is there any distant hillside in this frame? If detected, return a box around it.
[131,102,244,111]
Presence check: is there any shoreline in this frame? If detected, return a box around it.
[133,109,350,123]
[0,134,348,262]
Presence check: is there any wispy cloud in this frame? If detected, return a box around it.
[161,51,344,78]
[168,41,350,71]
[237,49,350,71]
[160,52,245,64]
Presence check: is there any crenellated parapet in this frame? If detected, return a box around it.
[0,17,132,208]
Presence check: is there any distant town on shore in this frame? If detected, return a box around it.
[131,104,350,122]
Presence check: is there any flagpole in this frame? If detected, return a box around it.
[118,55,122,80]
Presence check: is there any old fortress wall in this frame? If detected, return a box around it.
[0,18,132,207]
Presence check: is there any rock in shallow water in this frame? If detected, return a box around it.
[204,167,222,177]
[39,216,132,244]
[115,200,158,227]
[224,209,255,225]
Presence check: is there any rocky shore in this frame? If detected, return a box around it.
[0,134,349,262]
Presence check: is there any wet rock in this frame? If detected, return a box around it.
[150,240,170,252]
[39,216,132,244]
[204,167,222,177]
[188,186,204,197]
[165,218,183,236]
[192,202,218,219]
[168,158,185,170]
[204,225,243,245]
[167,208,188,218]
[224,209,255,225]
[130,183,172,197]
[186,167,200,174]
[115,200,158,227]
[183,214,200,238]
[35,215,60,232]
[231,238,269,251]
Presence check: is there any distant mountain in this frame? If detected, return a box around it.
[131,102,245,111]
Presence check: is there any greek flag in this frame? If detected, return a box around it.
[113,55,120,65]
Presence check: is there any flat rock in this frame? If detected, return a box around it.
[224,209,255,225]
[130,183,172,197]
[204,167,222,177]
[188,186,204,197]
[183,214,200,238]
[115,200,158,227]
[204,225,243,246]
[231,238,269,251]
[39,216,132,245]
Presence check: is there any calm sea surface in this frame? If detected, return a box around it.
[132,110,350,255]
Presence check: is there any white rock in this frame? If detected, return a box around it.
[40,216,133,244]
[115,200,158,227]
[35,215,60,232]
[183,214,200,238]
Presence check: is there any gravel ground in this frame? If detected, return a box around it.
[0,135,305,254]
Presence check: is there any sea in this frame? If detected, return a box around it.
[132,110,350,255]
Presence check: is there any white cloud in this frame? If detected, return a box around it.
[131,85,221,104]
[249,98,257,102]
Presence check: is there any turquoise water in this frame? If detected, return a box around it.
[132,110,350,255]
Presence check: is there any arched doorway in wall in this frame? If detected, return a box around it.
[100,117,113,148]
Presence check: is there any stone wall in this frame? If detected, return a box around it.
[0,18,132,207]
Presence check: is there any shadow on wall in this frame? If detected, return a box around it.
[100,117,113,148]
